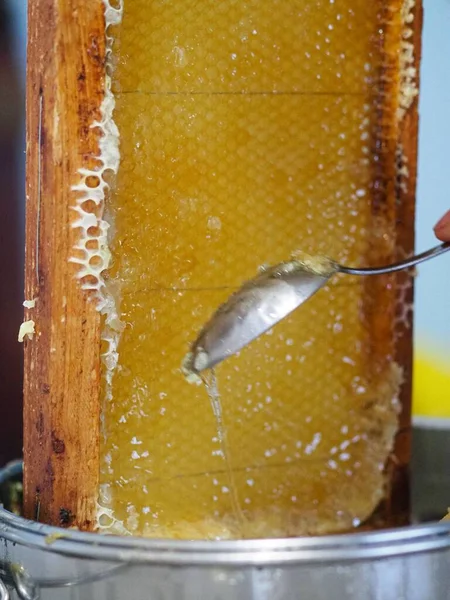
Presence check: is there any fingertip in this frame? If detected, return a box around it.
[433,210,450,242]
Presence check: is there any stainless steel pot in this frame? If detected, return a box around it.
[0,424,449,600]
[2,504,450,599]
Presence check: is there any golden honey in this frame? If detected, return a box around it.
[99,0,410,538]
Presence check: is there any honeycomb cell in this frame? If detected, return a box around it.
[100,0,409,538]
[111,0,383,95]
[110,93,378,291]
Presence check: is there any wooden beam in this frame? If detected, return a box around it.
[368,0,423,528]
[388,0,423,527]
[23,0,105,529]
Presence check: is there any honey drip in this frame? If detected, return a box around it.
[204,370,245,532]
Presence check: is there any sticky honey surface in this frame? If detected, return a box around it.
[100,0,409,538]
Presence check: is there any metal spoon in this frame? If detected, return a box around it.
[182,242,450,381]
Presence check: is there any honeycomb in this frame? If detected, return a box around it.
[99,0,412,538]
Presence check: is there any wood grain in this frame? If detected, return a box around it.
[24,0,105,529]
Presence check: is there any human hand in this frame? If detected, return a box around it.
[434,211,450,242]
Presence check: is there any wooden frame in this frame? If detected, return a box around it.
[385,0,424,527]
[24,0,422,530]
[24,0,105,529]
[363,0,423,529]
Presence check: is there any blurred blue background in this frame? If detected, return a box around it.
[0,0,448,465]
[7,0,26,77]
[413,0,450,418]
[416,0,450,354]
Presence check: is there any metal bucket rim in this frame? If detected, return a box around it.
[1,507,450,566]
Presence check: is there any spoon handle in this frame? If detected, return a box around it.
[338,242,450,276]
